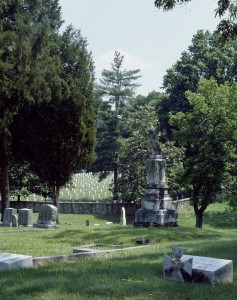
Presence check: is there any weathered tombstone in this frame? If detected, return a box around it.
[120,207,126,226]
[86,219,90,226]
[12,214,18,227]
[0,253,33,271]
[18,208,33,227]
[182,255,233,284]
[163,248,233,284]
[2,208,17,227]
[35,204,57,229]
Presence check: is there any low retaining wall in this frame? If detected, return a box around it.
[5,198,190,217]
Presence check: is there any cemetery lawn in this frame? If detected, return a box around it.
[0,202,236,300]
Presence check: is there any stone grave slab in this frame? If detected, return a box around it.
[0,253,33,271]
[182,255,233,284]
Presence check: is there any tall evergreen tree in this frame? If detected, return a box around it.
[0,0,62,220]
[91,51,141,199]
[12,26,96,207]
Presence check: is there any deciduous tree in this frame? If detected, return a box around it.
[158,30,237,137]
[170,78,237,228]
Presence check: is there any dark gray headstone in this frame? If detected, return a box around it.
[2,208,17,227]
[36,204,57,229]
[18,208,33,227]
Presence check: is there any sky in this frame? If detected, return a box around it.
[59,0,220,96]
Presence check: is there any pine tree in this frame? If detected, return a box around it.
[91,51,141,199]
[12,26,96,207]
[0,0,62,219]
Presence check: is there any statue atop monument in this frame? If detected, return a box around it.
[147,127,161,157]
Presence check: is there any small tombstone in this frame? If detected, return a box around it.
[86,220,90,226]
[0,253,33,271]
[18,208,33,227]
[120,207,126,226]
[35,204,57,229]
[12,214,18,227]
[2,208,17,227]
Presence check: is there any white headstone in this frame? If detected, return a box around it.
[120,207,126,226]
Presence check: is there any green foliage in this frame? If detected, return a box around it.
[116,91,184,203]
[0,0,63,217]
[98,51,141,110]
[91,52,141,198]
[154,0,237,40]
[158,30,237,137]
[170,78,237,227]
[12,26,96,205]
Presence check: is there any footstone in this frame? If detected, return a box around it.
[0,253,33,271]
[182,255,233,284]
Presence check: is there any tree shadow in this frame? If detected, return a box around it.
[204,210,237,229]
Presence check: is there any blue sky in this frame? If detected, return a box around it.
[59,0,220,96]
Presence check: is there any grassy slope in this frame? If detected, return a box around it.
[0,202,236,300]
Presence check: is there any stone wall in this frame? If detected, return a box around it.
[3,198,190,217]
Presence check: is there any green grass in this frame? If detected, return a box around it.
[0,202,236,299]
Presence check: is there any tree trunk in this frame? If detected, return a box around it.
[113,164,118,200]
[193,202,207,229]
[195,210,203,228]
[0,161,10,222]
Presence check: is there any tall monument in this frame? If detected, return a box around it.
[134,128,178,227]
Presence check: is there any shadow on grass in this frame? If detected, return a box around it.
[40,223,225,249]
[1,239,237,300]
[204,210,237,229]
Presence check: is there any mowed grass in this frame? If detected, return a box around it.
[0,202,236,299]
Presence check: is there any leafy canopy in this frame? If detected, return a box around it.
[154,0,237,39]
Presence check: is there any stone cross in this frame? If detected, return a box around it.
[163,247,193,282]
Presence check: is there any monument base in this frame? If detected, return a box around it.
[34,224,57,229]
[134,208,179,227]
